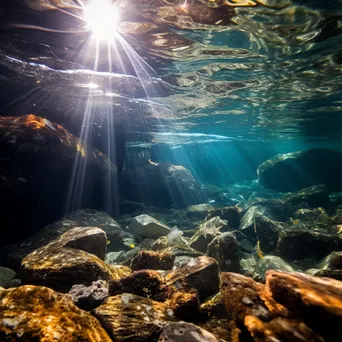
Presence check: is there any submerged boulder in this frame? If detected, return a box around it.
[0,114,119,246]
[131,250,175,271]
[205,206,242,229]
[0,285,112,341]
[121,162,205,209]
[257,148,342,192]
[129,214,170,239]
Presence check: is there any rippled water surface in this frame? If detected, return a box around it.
[1,0,342,147]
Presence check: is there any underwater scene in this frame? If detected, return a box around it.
[1,0,342,341]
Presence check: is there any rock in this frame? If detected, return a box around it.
[275,229,342,261]
[129,214,171,238]
[267,271,342,341]
[138,238,157,250]
[69,279,109,310]
[256,256,295,281]
[188,217,228,253]
[93,293,177,341]
[165,256,219,301]
[257,148,342,192]
[2,209,123,271]
[158,322,221,342]
[109,270,172,302]
[121,162,205,209]
[185,204,215,220]
[20,227,115,292]
[283,184,330,208]
[0,115,119,246]
[0,266,17,288]
[319,251,342,270]
[131,250,175,271]
[0,285,111,341]
[167,291,201,321]
[205,206,242,229]
[254,216,281,254]
[105,251,126,264]
[240,257,259,279]
[106,264,132,280]
[152,236,169,251]
[207,232,240,273]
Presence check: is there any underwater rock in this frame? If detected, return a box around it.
[240,257,259,279]
[254,216,281,254]
[185,204,215,220]
[131,250,175,271]
[152,236,170,250]
[129,214,171,239]
[165,256,219,301]
[20,227,115,292]
[275,229,342,261]
[0,285,112,341]
[257,148,342,192]
[163,245,204,268]
[109,269,172,302]
[308,251,342,280]
[2,209,124,271]
[0,115,119,246]
[207,232,240,273]
[0,266,17,288]
[188,216,227,253]
[69,279,109,311]
[256,255,295,281]
[106,264,132,280]
[93,293,177,341]
[267,271,342,341]
[205,206,243,229]
[158,322,221,342]
[121,162,205,209]
[167,290,201,321]
[105,251,126,264]
[283,184,331,208]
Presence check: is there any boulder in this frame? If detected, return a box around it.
[185,204,215,220]
[254,216,281,254]
[129,214,170,238]
[207,233,240,273]
[131,250,175,271]
[257,149,342,192]
[158,322,221,342]
[255,256,295,281]
[0,267,17,288]
[167,291,201,321]
[93,294,177,341]
[308,251,342,280]
[0,285,111,341]
[205,206,242,229]
[2,209,123,271]
[121,162,205,209]
[0,114,118,246]
[165,256,220,301]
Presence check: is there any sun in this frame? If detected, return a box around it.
[83,0,120,41]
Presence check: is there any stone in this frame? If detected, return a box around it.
[207,232,240,273]
[129,214,171,238]
[121,162,205,209]
[69,279,109,310]
[93,294,177,341]
[0,285,111,341]
[205,206,242,229]
[257,148,342,192]
[105,251,126,264]
[106,264,132,280]
[283,184,330,208]
[20,227,115,292]
[2,209,123,271]
[188,216,227,253]
[109,270,172,302]
[165,256,220,301]
[319,251,342,270]
[256,255,295,281]
[267,271,342,341]
[254,216,281,254]
[275,229,342,261]
[158,322,221,342]
[0,266,17,288]
[185,204,215,220]
[131,250,175,271]
[0,115,119,247]
[167,291,201,321]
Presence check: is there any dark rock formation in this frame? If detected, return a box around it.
[131,250,175,271]
[254,216,281,254]
[257,149,342,192]
[167,291,201,321]
[0,285,112,341]
[205,206,242,229]
[0,115,118,246]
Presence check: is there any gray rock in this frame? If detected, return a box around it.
[207,232,240,273]
[105,251,126,264]
[0,266,17,288]
[69,279,109,310]
[129,214,170,238]
[254,216,281,254]
[158,322,221,342]
[185,204,214,220]
[256,255,295,281]
[205,206,242,229]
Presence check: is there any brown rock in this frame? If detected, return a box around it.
[267,271,342,341]
[93,294,177,341]
[0,285,111,341]
[167,290,201,321]
[131,250,175,271]
[165,256,219,301]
